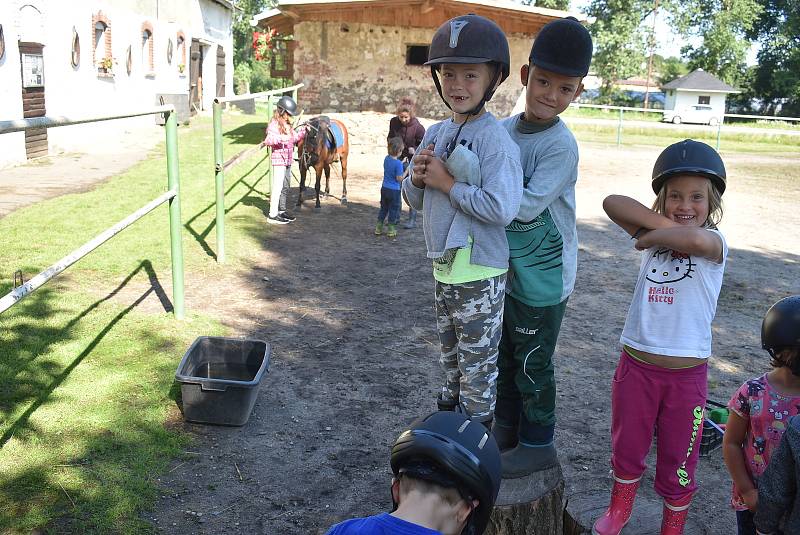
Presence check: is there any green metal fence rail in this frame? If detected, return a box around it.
[211,83,303,263]
[0,105,185,319]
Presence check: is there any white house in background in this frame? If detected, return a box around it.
[661,69,738,125]
[0,0,235,167]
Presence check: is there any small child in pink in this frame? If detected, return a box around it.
[723,296,800,535]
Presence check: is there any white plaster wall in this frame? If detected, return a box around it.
[674,91,727,117]
[0,0,233,167]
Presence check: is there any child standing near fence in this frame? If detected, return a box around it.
[375,137,405,238]
[402,14,522,427]
[593,139,729,535]
[723,295,800,535]
[261,95,306,225]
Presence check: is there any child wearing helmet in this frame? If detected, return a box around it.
[324,411,501,535]
[402,14,523,427]
[261,95,306,224]
[594,139,729,535]
[493,16,593,479]
[723,295,800,535]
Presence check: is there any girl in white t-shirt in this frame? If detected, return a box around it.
[592,139,728,535]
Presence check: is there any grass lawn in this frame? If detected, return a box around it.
[0,110,272,533]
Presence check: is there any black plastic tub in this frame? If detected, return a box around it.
[175,336,270,426]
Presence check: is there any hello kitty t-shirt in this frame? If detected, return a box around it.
[620,229,727,358]
[727,374,800,510]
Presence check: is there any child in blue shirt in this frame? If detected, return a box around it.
[375,137,405,238]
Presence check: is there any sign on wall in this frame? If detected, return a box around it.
[22,53,44,87]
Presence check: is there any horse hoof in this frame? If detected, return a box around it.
[341,197,348,205]
[314,206,321,212]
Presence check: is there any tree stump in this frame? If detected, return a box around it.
[485,464,565,535]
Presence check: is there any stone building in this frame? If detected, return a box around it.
[251,0,576,118]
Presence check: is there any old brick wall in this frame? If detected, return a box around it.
[294,20,532,120]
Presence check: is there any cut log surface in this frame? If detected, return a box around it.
[564,489,705,534]
[486,464,565,535]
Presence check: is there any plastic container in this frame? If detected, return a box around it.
[175,336,270,426]
[700,399,727,456]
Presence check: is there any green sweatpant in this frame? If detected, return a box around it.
[497,295,568,427]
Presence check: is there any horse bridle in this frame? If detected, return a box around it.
[298,119,324,168]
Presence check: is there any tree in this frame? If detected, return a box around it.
[516,0,571,8]
[584,0,657,98]
[655,55,689,85]
[748,0,800,115]
[671,0,762,87]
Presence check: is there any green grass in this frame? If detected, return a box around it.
[0,110,273,533]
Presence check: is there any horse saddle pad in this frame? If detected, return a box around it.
[318,116,344,151]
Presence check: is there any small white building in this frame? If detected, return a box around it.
[661,69,738,124]
[0,0,235,167]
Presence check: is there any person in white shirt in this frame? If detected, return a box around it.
[593,139,729,535]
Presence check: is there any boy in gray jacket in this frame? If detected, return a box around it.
[403,14,522,427]
[493,17,593,477]
[755,414,799,535]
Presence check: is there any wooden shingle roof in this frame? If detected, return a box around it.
[251,0,577,36]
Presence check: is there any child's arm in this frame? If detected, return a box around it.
[263,121,291,148]
[754,423,798,534]
[603,195,723,261]
[723,411,759,511]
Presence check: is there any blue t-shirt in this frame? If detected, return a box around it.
[382,155,404,191]
[325,513,442,535]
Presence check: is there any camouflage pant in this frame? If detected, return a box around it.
[435,274,506,420]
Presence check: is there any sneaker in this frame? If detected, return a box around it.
[280,210,296,222]
[267,214,289,225]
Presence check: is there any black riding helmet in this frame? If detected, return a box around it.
[276,95,298,116]
[391,411,502,535]
[425,14,510,113]
[529,16,593,77]
[651,139,727,194]
[762,296,800,357]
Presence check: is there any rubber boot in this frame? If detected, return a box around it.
[437,393,458,411]
[374,222,383,235]
[501,421,558,478]
[403,209,417,229]
[387,224,398,238]
[493,397,522,452]
[592,473,641,535]
[660,494,691,535]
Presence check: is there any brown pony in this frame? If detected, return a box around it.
[296,117,349,209]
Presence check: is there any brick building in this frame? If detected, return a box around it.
[251,0,577,118]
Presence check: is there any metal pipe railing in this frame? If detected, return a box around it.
[1,106,185,318]
[211,84,302,263]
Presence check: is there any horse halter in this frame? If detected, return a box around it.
[301,119,323,167]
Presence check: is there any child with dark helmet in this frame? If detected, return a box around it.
[402,14,522,429]
[324,411,502,535]
[261,95,306,224]
[594,139,729,535]
[493,16,593,479]
[723,296,800,535]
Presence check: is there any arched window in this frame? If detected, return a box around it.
[141,22,154,74]
[176,32,186,73]
[92,11,112,73]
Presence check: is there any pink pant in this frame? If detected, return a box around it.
[611,350,707,501]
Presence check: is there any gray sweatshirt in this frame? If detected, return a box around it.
[754,414,800,534]
[401,112,523,270]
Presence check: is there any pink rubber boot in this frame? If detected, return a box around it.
[592,473,641,535]
[660,494,692,535]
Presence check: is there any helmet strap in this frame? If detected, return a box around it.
[431,66,452,111]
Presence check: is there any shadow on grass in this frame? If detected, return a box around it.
[183,153,271,260]
[0,260,169,448]
[222,123,266,146]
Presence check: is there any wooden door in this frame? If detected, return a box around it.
[189,39,202,114]
[19,42,47,159]
[215,46,225,98]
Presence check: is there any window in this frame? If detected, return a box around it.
[176,32,186,73]
[406,45,429,66]
[698,95,710,105]
[141,22,154,74]
[71,27,80,67]
[270,39,294,78]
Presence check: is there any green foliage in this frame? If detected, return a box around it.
[516,0,571,8]
[585,0,655,93]
[232,0,287,94]
[672,0,762,86]
[749,0,800,115]
[656,56,689,85]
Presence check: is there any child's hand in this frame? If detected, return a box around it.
[414,145,454,194]
[411,144,435,188]
[742,488,758,511]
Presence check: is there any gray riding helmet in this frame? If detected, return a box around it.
[651,139,727,194]
[425,14,510,110]
[276,95,298,116]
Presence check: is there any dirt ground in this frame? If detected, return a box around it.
[141,112,799,534]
